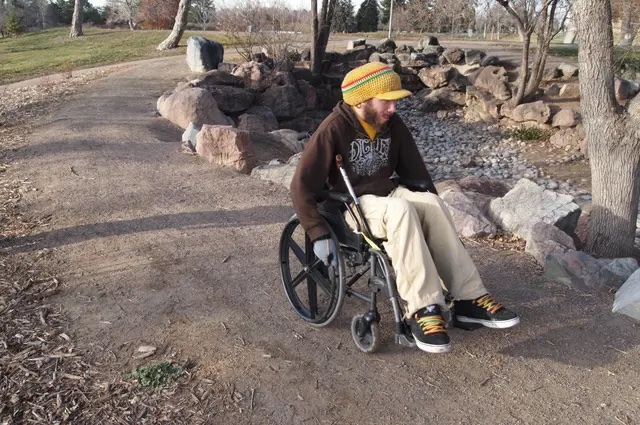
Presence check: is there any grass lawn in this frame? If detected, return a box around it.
[0,27,234,85]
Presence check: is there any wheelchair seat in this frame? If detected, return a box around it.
[317,201,364,251]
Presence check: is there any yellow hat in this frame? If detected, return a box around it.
[341,62,412,106]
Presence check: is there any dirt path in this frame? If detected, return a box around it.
[3,53,639,425]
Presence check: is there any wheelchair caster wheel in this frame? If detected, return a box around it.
[351,313,381,354]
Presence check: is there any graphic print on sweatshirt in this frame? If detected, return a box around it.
[349,137,391,176]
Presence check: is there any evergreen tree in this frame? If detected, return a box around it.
[332,0,356,33]
[355,0,378,32]
[6,7,22,36]
[379,0,405,26]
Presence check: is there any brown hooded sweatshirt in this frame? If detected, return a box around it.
[290,101,435,241]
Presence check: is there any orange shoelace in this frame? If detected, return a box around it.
[416,315,446,335]
[475,294,503,314]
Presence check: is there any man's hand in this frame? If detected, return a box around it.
[313,237,338,267]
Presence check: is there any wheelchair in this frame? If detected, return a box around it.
[278,155,462,353]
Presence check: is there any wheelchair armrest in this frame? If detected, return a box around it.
[397,178,438,195]
[319,190,353,204]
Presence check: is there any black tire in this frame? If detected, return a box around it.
[351,314,381,354]
[279,215,346,328]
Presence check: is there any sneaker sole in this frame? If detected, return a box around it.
[455,316,520,329]
[414,339,452,354]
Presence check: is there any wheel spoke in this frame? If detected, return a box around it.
[288,237,306,264]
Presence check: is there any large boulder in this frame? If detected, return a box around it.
[269,129,308,153]
[545,253,638,292]
[251,154,301,189]
[237,111,279,133]
[442,47,464,65]
[559,83,580,98]
[423,87,467,111]
[377,38,397,53]
[186,36,224,73]
[525,222,576,266]
[418,66,452,89]
[473,66,511,101]
[440,190,497,238]
[558,62,579,78]
[418,36,440,49]
[232,61,271,91]
[613,268,640,320]
[551,108,577,128]
[615,77,640,101]
[489,178,581,238]
[549,127,583,149]
[208,85,255,114]
[464,86,503,123]
[188,70,244,90]
[502,100,551,124]
[196,125,257,174]
[347,38,366,50]
[297,80,318,111]
[464,49,486,66]
[257,84,306,120]
[157,88,232,130]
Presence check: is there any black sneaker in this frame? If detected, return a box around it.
[408,305,451,353]
[454,294,520,329]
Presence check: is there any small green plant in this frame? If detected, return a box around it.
[126,362,183,389]
[512,125,549,141]
[6,9,23,37]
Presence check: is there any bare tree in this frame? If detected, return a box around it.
[219,0,307,63]
[108,0,141,30]
[70,0,84,37]
[218,0,269,61]
[496,0,570,106]
[311,0,336,77]
[157,0,191,50]
[191,0,215,30]
[575,0,640,258]
[613,0,640,46]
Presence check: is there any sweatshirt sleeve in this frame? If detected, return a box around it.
[289,122,337,241]
[394,118,438,194]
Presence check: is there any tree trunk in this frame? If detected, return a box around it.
[619,2,635,46]
[510,32,531,106]
[576,0,640,258]
[311,0,335,78]
[311,0,321,76]
[563,15,578,44]
[70,0,84,37]
[157,0,191,51]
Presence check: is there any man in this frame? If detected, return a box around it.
[290,62,519,354]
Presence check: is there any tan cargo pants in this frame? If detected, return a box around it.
[344,186,487,316]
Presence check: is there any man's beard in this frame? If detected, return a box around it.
[360,104,387,129]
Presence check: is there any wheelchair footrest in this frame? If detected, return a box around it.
[394,333,416,348]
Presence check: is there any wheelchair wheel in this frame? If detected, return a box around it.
[279,216,346,328]
[351,314,381,354]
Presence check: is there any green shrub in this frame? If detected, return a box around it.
[6,10,23,37]
[512,125,549,141]
[126,362,183,389]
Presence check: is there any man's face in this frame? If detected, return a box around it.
[359,98,398,128]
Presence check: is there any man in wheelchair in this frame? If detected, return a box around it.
[289,62,519,354]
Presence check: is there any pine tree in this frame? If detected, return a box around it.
[356,0,378,32]
[333,0,356,33]
[6,7,22,36]
[379,0,405,26]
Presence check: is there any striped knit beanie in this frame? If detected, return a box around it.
[341,62,412,106]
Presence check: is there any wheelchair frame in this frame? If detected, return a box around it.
[279,155,437,353]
